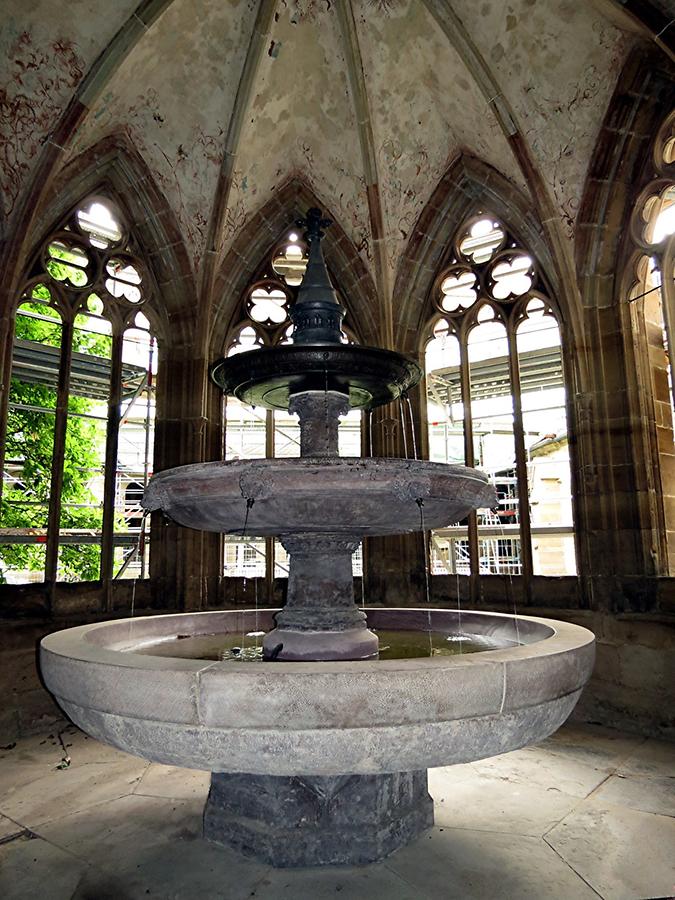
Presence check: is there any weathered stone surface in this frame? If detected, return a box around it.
[40,609,595,775]
[203,770,434,867]
[263,531,378,660]
[142,457,495,536]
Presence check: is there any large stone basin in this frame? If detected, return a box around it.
[40,608,594,867]
[141,458,495,536]
[40,608,593,775]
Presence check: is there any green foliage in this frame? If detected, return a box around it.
[0,297,111,583]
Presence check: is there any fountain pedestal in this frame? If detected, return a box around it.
[204,770,433,867]
[263,532,378,660]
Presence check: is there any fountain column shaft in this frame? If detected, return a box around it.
[289,390,349,456]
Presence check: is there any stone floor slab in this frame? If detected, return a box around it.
[385,827,598,899]
[546,797,675,900]
[617,735,675,777]
[0,833,89,900]
[70,839,270,900]
[133,762,211,800]
[250,864,422,900]
[536,723,646,771]
[0,814,24,844]
[432,772,580,837]
[592,772,675,817]
[469,744,610,797]
[0,756,148,827]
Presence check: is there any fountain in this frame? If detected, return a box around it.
[40,209,595,868]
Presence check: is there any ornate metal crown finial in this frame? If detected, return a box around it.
[296,207,333,243]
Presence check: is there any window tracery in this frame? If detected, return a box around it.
[0,196,158,586]
[425,214,576,582]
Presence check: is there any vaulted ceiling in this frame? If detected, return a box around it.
[1,0,669,312]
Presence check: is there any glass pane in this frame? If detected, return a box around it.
[425,324,465,464]
[274,538,289,578]
[531,533,576,576]
[223,398,266,578]
[274,410,300,458]
[58,311,113,582]
[0,543,47,584]
[468,312,522,573]
[338,409,362,457]
[57,542,102,583]
[516,301,576,575]
[223,537,266,577]
[224,397,266,460]
[114,326,157,579]
[0,298,62,583]
[431,533,470,575]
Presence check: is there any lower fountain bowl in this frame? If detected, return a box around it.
[40,608,594,776]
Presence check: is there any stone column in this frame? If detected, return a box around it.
[288,389,349,456]
[262,532,378,660]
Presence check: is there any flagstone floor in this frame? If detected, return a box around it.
[0,721,673,899]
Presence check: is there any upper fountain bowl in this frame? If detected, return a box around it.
[210,343,423,411]
[142,457,496,536]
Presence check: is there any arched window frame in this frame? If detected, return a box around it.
[0,193,161,591]
[422,211,576,592]
[623,110,675,572]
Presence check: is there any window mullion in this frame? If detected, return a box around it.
[101,331,123,605]
[458,333,480,599]
[45,319,74,584]
[507,323,534,600]
[265,409,274,601]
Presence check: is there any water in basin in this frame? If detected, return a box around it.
[127,629,518,661]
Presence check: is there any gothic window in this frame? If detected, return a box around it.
[0,197,158,585]
[222,229,362,581]
[628,111,675,570]
[425,214,576,580]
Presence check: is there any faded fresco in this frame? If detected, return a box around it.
[1,0,636,289]
[68,0,259,270]
[0,1,139,220]
[221,5,372,275]
[453,0,633,238]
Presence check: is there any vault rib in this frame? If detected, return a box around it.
[200,0,278,310]
[336,0,394,349]
[422,0,583,352]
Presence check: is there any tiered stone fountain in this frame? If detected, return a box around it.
[41,210,594,868]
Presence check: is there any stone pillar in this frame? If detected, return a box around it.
[204,770,434,867]
[262,533,378,660]
[288,389,349,456]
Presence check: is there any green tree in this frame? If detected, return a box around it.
[0,289,112,583]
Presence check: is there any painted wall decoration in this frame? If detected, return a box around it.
[450,0,634,240]
[0,2,140,222]
[1,0,639,300]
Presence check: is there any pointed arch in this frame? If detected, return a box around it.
[576,46,675,311]
[26,132,197,350]
[393,154,578,355]
[209,176,380,356]
[573,46,675,587]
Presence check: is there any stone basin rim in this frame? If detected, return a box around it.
[40,609,595,775]
[41,608,588,674]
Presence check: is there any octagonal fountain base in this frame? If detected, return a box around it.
[204,770,433,867]
[40,608,594,868]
